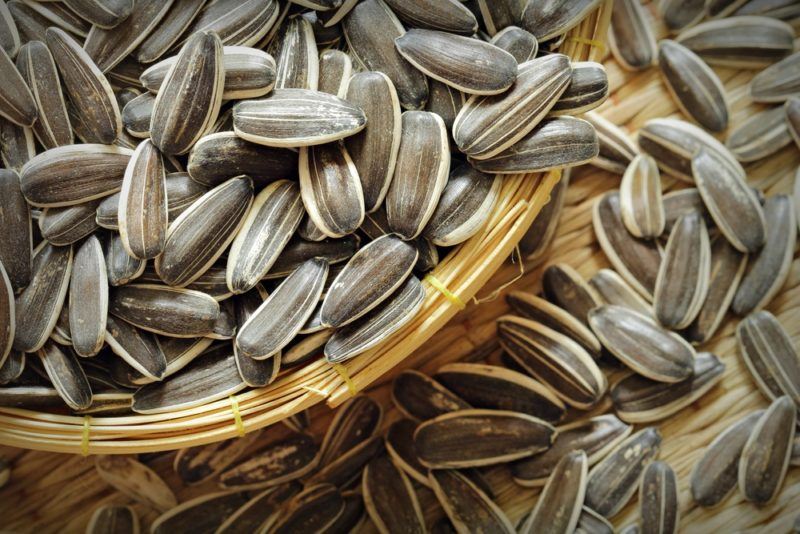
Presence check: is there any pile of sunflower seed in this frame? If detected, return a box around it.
[0,0,608,416]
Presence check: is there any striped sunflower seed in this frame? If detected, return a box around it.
[385,418,427,486]
[490,26,538,64]
[15,40,71,148]
[423,164,499,247]
[6,1,48,44]
[430,469,515,534]
[662,188,710,233]
[395,29,517,95]
[435,362,566,422]
[118,139,167,259]
[384,0,477,34]
[575,508,615,534]
[345,71,402,213]
[508,290,601,356]
[585,112,638,174]
[174,430,263,485]
[0,384,63,409]
[0,45,35,128]
[612,352,725,423]
[20,144,133,208]
[13,244,72,353]
[37,340,91,410]
[234,286,280,386]
[415,409,555,468]
[590,305,695,382]
[69,236,108,357]
[727,106,793,162]
[268,16,318,92]
[217,483,302,534]
[690,410,762,507]
[619,154,664,239]
[511,414,632,487]
[676,16,794,69]
[133,0,207,64]
[707,0,749,18]
[305,434,384,488]
[155,176,253,287]
[609,0,657,71]
[653,212,711,330]
[386,111,450,239]
[105,315,166,381]
[520,0,603,41]
[343,0,428,110]
[686,237,747,344]
[95,454,177,511]
[45,27,120,143]
[121,92,154,138]
[114,336,212,386]
[109,284,219,338]
[132,344,245,413]
[319,395,382,467]
[151,491,251,534]
[362,454,425,534]
[750,50,800,103]
[234,88,366,147]
[470,116,599,174]
[180,0,278,49]
[734,0,800,19]
[520,451,587,534]
[640,461,679,534]
[519,170,568,264]
[453,54,572,160]
[475,0,521,36]
[692,149,766,253]
[787,97,800,149]
[0,264,12,368]
[0,349,23,384]
[220,432,319,490]
[325,275,425,363]
[542,263,603,327]
[739,395,796,504]
[0,116,35,172]
[50,302,71,346]
[589,268,652,318]
[659,0,705,31]
[659,39,729,132]
[737,310,800,409]
[497,315,607,409]
[271,484,345,534]
[550,62,608,116]
[732,194,796,314]
[264,235,359,279]
[0,169,31,292]
[318,49,352,98]
[391,369,470,421]
[150,31,224,155]
[39,201,100,246]
[86,505,138,534]
[321,234,417,328]
[62,0,133,29]
[585,427,662,518]
[0,0,19,57]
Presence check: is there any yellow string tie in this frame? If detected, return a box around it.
[333,364,357,397]
[565,36,606,54]
[228,395,246,437]
[424,274,466,310]
[81,416,91,457]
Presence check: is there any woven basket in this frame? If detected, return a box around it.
[0,2,614,455]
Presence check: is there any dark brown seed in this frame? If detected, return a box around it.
[0,45,35,127]
[585,112,638,174]
[151,491,251,534]
[362,454,426,534]
[662,188,710,234]
[520,0,602,41]
[62,0,133,29]
[584,427,662,518]
[786,97,800,149]
[272,484,345,534]
[180,0,279,48]
[39,201,101,246]
[268,16,318,91]
[727,106,792,162]
[319,395,383,467]
[0,350,24,384]
[575,507,615,534]
[86,505,138,534]
[551,62,608,115]
[0,116,35,172]
[490,26,538,64]
[589,268,653,318]
[543,263,603,327]
[217,483,302,534]
[105,315,166,381]
[589,305,695,383]
[68,236,107,357]
[220,432,319,489]
[640,461,679,534]
[118,139,167,259]
[619,154,664,239]
[732,194,796,315]
[37,340,91,410]
[519,170,568,264]
[306,434,384,489]
[133,0,207,64]
[174,431,262,485]
[0,264,13,368]
[109,284,219,338]
[385,418,427,485]
[520,451,587,534]
[318,49,352,98]
[383,0,477,34]
[343,0,428,110]
[609,0,657,71]
[392,369,470,421]
[739,395,796,504]
[424,79,464,132]
[659,0,705,31]
[750,50,800,103]
[0,169,31,292]
[264,235,359,279]
[0,0,19,58]
[233,286,279,386]
[429,469,514,534]
[121,92,154,138]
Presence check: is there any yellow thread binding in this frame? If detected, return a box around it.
[333,364,357,397]
[81,416,91,456]
[229,395,246,437]
[566,36,606,54]
[424,274,466,310]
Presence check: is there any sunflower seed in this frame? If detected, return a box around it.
[392,369,470,421]
[0,116,35,172]
[639,461,679,534]
[217,483,302,534]
[662,188,710,233]
[585,112,638,174]
[707,0,749,17]
[345,71,402,213]
[109,284,220,337]
[13,244,72,353]
[63,0,133,28]
[36,341,91,410]
[552,62,608,115]
[343,0,428,110]
[0,45,35,127]
[612,352,725,423]
[317,49,351,98]
[234,287,280,386]
[453,54,572,160]
[321,234,417,327]
[121,92,153,138]
[471,116,599,174]
[609,0,657,71]
[589,269,652,318]
[658,0,705,31]
[737,310,800,409]
[575,507,615,534]
[318,395,382,467]
[732,194,795,314]
[304,10,343,48]
[384,0,476,34]
[104,315,166,381]
[750,50,800,103]
[39,202,100,246]
[520,0,602,41]
[498,315,607,408]
[133,0,206,63]
[116,336,212,385]
[174,431,263,485]
[220,432,319,490]
[739,395,796,504]
[264,235,359,279]
[133,343,245,413]
[518,170,568,264]
[86,505,139,534]
[50,302,71,346]
[233,88,367,147]
[15,40,71,148]
[6,1,48,44]
[787,97,800,150]
[156,176,253,287]
[490,26,538,63]
[67,236,108,357]
[727,106,793,162]
[385,418,427,485]
[95,455,176,511]
[0,0,19,58]
[424,79,464,133]
[105,232,146,287]
[542,263,603,327]
[585,427,662,518]
[272,484,345,534]
[430,469,514,534]
[0,384,62,408]
[686,237,747,343]
[151,491,251,534]
[73,391,133,415]
[362,454,425,534]
[0,265,12,367]
[735,0,800,18]
[0,350,24,384]
[415,409,555,468]
[474,0,520,35]
[619,154,664,239]
[0,169,31,292]
[519,451,587,534]
[267,16,318,91]
[181,0,278,49]
[306,434,384,489]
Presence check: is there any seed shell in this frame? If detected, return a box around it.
[174,431,263,485]
[550,62,608,116]
[317,49,351,98]
[659,0,705,31]
[219,432,319,489]
[391,369,470,421]
[619,154,664,239]
[429,469,515,534]
[0,0,19,57]
[133,0,207,63]
[0,169,31,291]
[36,341,91,410]
[68,236,108,357]
[118,139,167,259]
[520,0,603,42]
[216,483,302,534]
[750,50,800,102]
[519,170,568,264]
[609,0,657,71]
[0,45,35,128]
[121,92,154,139]
[542,263,603,327]
[105,315,166,381]
[575,507,615,534]
[95,455,177,512]
[318,395,382,467]
[234,287,280,387]
[151,491,251,534]
[640,461,679,534]
[727,106,792,162]
[490,26,538,64]
[585,112,638,174]
[271,484,345,534]
[191,133,296,188]
[475,0,519,36]
[385,419,427,485]
[0,116,35,172]
[0,350,23,384]
[39,201,101,246]
[424,79,465,132]
[662,188,710,233]
[520,451,587,534]
[383,0,477,34]
[305,434,384,489]
[180,0,279,48]
[62,0,133,29]
[362,454,425,534]
[268,16,318,91]
[589,268,653,318]
[86,505,139,534]
[787,97,800,149]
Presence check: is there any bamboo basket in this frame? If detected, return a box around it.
[0,2,614,455]
[1,2,799,529]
